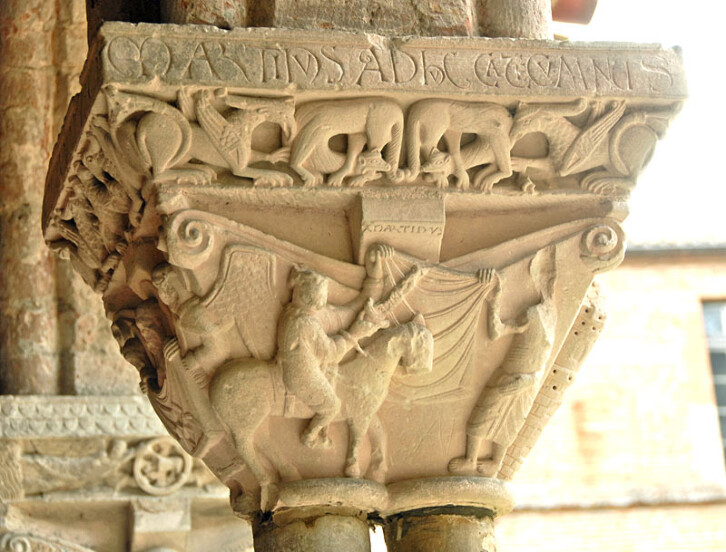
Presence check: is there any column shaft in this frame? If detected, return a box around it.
[384,510,496,552]
[478,0,552,38]
[254,512,371,552]
[0,0,61,394]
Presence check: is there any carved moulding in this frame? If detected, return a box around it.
[42,22,684,524]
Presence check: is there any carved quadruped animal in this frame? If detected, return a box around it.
[402,100,513,191]
[209,319,434,486]
[289,97,404,187]
[104,86,295,188]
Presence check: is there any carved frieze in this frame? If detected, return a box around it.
[42,22,684,519]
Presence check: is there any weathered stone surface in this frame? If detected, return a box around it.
[384,511,496,552]
[254,512,371,552]
[0,396,165,438]
[260,0,476,37]
[162,0,246,28]
[478,0,552,39]
[42,15,686,552]
[0,0,61,394]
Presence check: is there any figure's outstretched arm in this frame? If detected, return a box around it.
[485,270,529,340]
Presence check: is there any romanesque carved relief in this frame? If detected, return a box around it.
[402,100,513,190]
[117,210,621,498]
[104,86,295,187]
[41,24,680,524]
[289,98,403,187]
[449,247,558,476]
[510,99,676,196]
[17,436,216,498]
[498,282,606,480]
[0,533,95,552]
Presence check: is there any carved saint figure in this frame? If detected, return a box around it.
[449,247,558,476]
[277,267,390,449]
[289,98,404,187]
[401,100,513,190]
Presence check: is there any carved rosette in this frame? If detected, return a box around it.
[43,23,684,523]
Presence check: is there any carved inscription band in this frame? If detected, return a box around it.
[100,24,687,98]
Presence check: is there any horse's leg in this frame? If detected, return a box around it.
[232,432,276,487]
[344,416,368,478]
[366,415,388,483]
[258,424,301,481]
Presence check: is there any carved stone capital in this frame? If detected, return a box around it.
[43,21,684,548]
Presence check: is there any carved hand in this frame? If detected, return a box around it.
[478,268,500,292]
[365,243,395,279]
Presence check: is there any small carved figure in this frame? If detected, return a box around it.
[289,98,404,187]
[401,100,513,191]
[449,247,558,476]
[210,309,433,486]
[105,87,295,187]
[277,268,390,450]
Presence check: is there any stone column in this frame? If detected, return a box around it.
[0,0,61,394]
[160,0,246,28]
[384,512,495,552]
[478,0,552,39]
[253,510,370,552]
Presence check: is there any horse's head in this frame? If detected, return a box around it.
[399,314,434,376]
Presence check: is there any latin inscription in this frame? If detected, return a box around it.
[362,223,444,237]
[103,32,684,97]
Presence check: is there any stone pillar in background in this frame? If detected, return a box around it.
[478,0,552,38]
[42,0,684,550]
[161,0,246,28]
[0,0,61,394]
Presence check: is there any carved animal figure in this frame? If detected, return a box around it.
[402,100,513,191]
[105,87,295,187]
[210,319,434,486]
[509,99,669,194]
[289,98,404,187]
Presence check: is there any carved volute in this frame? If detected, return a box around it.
[43,21,685,551]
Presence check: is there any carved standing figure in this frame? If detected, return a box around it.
[449,247,558,476]
[401,100,513,190]
[289,98,404,187]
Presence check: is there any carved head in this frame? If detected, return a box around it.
[510,99,588,142]
[288,266,328,310]
[421,150,452,175]
[259,98,296,141]
[356,150,391,174]
[400,316,434,375]
[80,135,106,177]
[152,263,186,311]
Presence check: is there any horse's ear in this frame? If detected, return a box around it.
[412,313,426,326]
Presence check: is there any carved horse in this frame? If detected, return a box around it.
[209,319,434,486]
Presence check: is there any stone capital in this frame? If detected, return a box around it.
[43,21,684,551]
